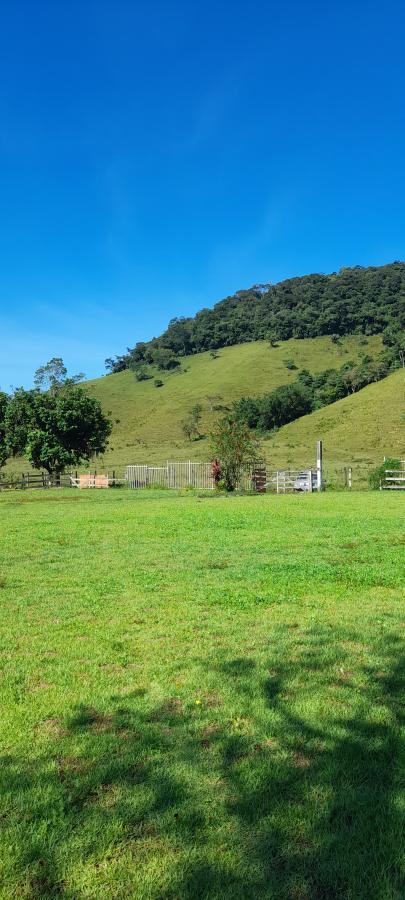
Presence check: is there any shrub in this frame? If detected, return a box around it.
[368,458,401,490]
[154,379,164,388]
[134,366,151,382]
[210,416,260,491]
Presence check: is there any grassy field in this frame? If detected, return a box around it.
[0,488,403,898]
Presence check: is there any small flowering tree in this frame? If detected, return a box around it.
[210,416,260,491]
[211,458,222,487]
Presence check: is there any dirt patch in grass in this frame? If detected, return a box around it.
[336,668,354,683]
[27,680,53,693]
[150,697,183,721]
[201,724,220,748]
[292,752,312,769]
[202,690,222,708]
[35,717,66,738]
[58,755,90,780]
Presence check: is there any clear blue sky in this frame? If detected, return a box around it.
[1,0,404,388]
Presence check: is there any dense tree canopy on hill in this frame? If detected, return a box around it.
[106,263,405,373]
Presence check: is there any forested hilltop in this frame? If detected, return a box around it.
[106,262,405,373]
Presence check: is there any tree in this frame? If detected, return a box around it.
[190,404,202,430]
[5,387,112,475]
[181,418,198,441]
[4,388,38,458]
[0,392,9,468]
[152,349,181,371]
[210,416,260,491]
[134,365,151,382]
[181,404,203,442]
[34,357,84,394]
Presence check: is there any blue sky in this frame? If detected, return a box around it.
[1,0,404,388]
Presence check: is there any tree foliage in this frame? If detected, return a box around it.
[105,263,405,373]
[0,392,9,468]
[210,417,260,491]
[5,361,112,474]
[34,357,84,393]
[181,404,203,441]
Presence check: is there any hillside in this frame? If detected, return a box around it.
[82,334,390,475]
[265,368,404,485]
[107,261,405,372]
[4,333,403,485]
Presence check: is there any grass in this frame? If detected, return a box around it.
[5,334,383,478]
[0,488,403,898]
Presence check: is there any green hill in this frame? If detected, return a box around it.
[265,368,404,485]
[82,333,394,475]
[106,261,405,372]
[5,332,403,485]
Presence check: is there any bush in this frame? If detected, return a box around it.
[134,366,151,382]
[368,458,401,490]
[154,379,164,388]
[210,416,260,491]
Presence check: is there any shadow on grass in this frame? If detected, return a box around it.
[0,630,403,898]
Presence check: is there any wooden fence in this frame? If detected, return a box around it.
[0,472,73,491]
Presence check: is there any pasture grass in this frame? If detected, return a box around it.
[0,489,403,898]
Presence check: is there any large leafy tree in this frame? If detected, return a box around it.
[6,385,112,475]
[210,416,260,491]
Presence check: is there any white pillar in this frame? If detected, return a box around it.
[316,441,323,492]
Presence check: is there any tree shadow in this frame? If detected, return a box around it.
[0,630,403,898]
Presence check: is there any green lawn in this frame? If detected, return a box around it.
[0,489,403,899]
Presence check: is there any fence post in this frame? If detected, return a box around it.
[276,471,279,494]
[348,467,352,490]
[316,440,323,492]
[308,469,313,492]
